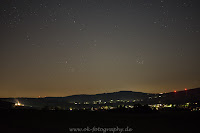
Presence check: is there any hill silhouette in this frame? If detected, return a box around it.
[0,88,199,108]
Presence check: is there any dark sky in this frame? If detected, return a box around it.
[0,0,200,97]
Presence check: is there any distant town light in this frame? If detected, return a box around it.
[185,88,187,91]
[15,101,24,106]
[174,90,176,93]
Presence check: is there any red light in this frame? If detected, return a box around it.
[174,90,176,93]
[185,88,187,91]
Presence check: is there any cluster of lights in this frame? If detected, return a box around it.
[15,101,24,106]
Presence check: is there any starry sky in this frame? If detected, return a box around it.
[0,0,200,97]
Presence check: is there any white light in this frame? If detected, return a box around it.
[15,101,24,106]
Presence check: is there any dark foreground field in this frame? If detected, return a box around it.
[0,110,200,133]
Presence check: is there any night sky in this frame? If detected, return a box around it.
[1,0,200,97]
